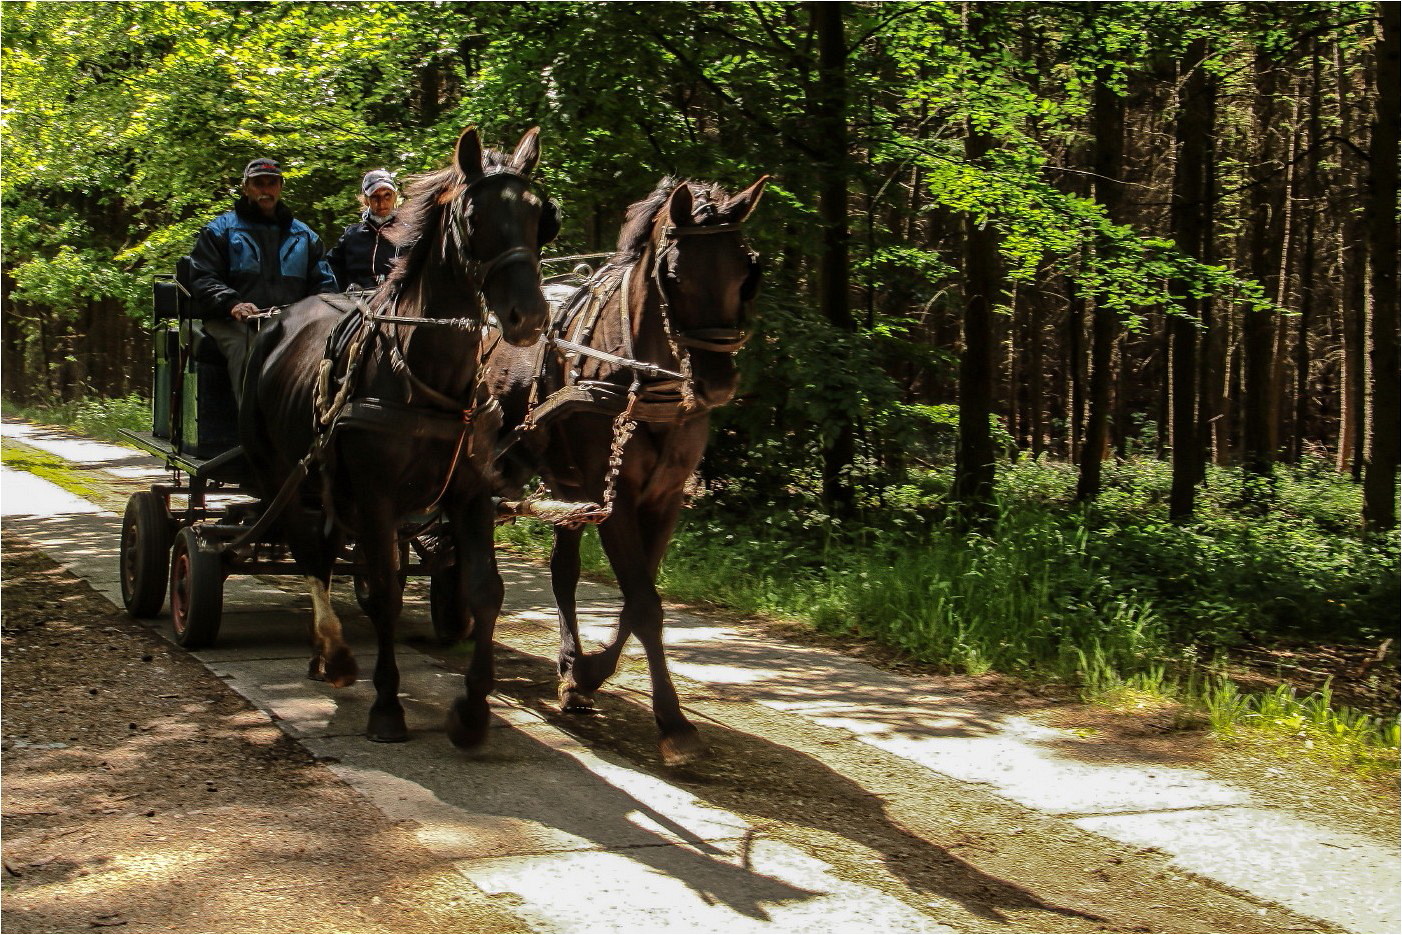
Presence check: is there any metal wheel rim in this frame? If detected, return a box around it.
[170,548,190,636]
[120,514,140,598]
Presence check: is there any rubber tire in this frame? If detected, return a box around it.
[353,540,408,616]
[354,574,373,615]
[169,526,224,649]
[120,492,173,617]
[429,570,466,645]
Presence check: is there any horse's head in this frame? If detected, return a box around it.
[446,127,556,346]
[647,176,767,410]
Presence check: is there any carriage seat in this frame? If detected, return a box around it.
[179,316,229,366]
[170,256,228,367]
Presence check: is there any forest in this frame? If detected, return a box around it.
[2,2,1398,747]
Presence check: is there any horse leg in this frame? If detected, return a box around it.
[595,495,704,766]
[284,509,357,687]
[357,509,408,742]
[551,524,597,710]
[302,575,358,688]
[446,492,502,749]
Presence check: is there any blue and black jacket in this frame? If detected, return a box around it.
[189,197,338,319]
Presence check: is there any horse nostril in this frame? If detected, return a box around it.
[508,309,522,330]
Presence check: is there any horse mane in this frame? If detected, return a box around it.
[609,177,732,265]
[377,147,516,301]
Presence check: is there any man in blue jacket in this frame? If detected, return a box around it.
[188,157,338,404]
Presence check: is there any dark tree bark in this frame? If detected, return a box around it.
[1066,277,1087,462]
[1028,270,1047,458]
[1170,40,1216,521]
[1271,93,1302,461]
[1363,2,1400,530]
[1336,41,1369,479]
[954,5,1004,523]
[1291,47,1324,463]
[1243,49,1288,489]
[811,0,857,515]
[1076,67,1125,503]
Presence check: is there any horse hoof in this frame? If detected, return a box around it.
[558,683,595,712]
[446,697,490,749]
[323,647,359,689]
[659,731,707,767]
[367,708,408,743]
[306,659,326,682]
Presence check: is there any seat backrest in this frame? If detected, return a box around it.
[174,255,196,320]
[171,256,227,365]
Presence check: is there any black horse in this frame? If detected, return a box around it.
[241,127,556,746]
[487,175,766,764]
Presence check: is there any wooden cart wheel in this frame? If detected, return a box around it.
[429,570,468,645]
[169,526,224,649]
[353,571,373,614]
[120,491,173,617]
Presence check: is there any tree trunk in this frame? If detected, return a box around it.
[811,0,857,515]
[1243,50,1287,488]
[1029,268,1047,458]
[1292,47,1324,463]
[1363,2,1400,530]
[1272,92,1302,460]
[954,5,1003,523]
[1067,280,1086,462]
[1336,41,1369,480]
[1170,40,1215,520]
[1076,69,1124,503]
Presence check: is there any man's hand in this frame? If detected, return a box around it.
[229,302,259,322]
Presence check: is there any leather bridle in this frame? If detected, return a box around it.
[650,220,756,358]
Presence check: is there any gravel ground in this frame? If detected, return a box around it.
[2,537,530,935]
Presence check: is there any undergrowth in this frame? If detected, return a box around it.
[2,394,148,443]
[498,453,1398,771]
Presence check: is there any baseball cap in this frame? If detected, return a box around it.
[361,169,398,196]
[243,158,283,181]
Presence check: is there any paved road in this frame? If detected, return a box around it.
[3,418,1398,933]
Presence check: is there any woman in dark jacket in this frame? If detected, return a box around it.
[327,169,406,291]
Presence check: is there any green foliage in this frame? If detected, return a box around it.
[1,394,149,443]
[537,455,1394,690]
[1081,457,1397,645]
[1205,678,1399,776]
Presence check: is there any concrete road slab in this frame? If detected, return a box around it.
[454,835,951,934]
[2,466,102,516]
[1076,806,1399,934]
[3,420,149,467]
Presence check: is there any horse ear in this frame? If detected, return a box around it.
[668,183,694,228]
[511,127,541,175]
[455,126,484,179]
[721,175,769,224]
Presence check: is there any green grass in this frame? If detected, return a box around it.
[2,394,149,443]
[1074,650,1399,777]
[497,454,1398,775]
[1203,679,1400,777]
